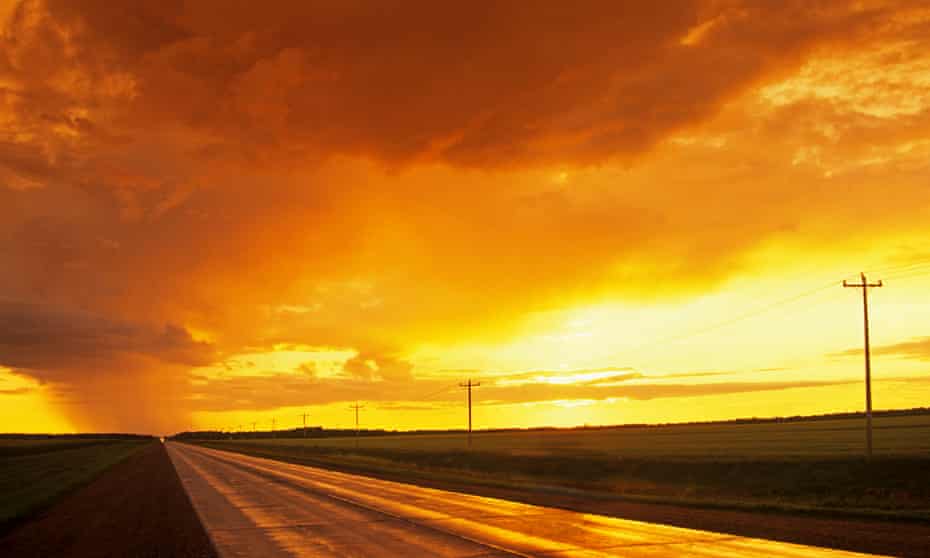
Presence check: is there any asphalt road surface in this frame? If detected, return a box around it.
[167,443,882,558]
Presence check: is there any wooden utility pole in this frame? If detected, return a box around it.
[459,379,481,449]
[349,402,364,448]
[843,272,883,460]
[299,412,310,437]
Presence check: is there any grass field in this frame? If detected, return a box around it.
[0,438,149,532]
[195,415,930,520]
[0,438,131,458]
[212,414,930,458]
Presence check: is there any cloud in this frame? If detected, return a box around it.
[294,361,317,378]
[651,370,729,379]
[830,336,930,361]
[0,1,866,168]
[187,367,859,412]
[0,299,214,373]
[375,403,446,412]
[188,374,441,412]
[492,367,637,383]
[480,379,862,405]
[0,299,215,431]
[0,0,929,431]
[342,350,413,381]
[490,368,734,387]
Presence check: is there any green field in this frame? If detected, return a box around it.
[211,414,930,459]
[0,438,133,458]
[0,438,149,531]
[195,415,930,520]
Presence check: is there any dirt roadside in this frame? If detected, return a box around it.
[2,442,217,558]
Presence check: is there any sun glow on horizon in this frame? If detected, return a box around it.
[2,1,930,434]
[1,368,75,434]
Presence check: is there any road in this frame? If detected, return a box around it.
[167,443,881,558]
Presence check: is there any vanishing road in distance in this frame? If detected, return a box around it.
[167,443,881,558]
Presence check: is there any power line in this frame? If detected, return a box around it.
[623,279,839,358]
[882,265,930,282]
[329,277,886,437]
[367,382,461,411]
[865,256,930,276]
[416,382,461,402]
[217,265,920,441]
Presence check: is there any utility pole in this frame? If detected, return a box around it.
[271,417,276,438]
[299,412,310,437]
[349,402,364,448]
[459,379,481,449]
[251,421,257,437]
[843,272,883,460]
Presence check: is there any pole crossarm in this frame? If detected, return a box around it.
[843,281,883,288]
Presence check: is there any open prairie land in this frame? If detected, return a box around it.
[196,415,930,520]
[0,437,147,531]
[211,414,930,458]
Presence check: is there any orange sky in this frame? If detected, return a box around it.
[2,1,930,434]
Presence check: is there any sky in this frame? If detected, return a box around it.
[1,0,930,435]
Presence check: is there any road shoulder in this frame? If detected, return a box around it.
[1,442,218,558]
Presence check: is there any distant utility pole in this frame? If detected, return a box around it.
[299,412,310,437]
[459,379,481,449]
[251,421,257,434]
[349,402,365,448]
[843,272,883,460]
[271,417,276,438]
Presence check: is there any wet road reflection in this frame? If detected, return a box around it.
[166,443,882,558]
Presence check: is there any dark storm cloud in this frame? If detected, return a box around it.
[0,299,214,374]
[1,0,899,171]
